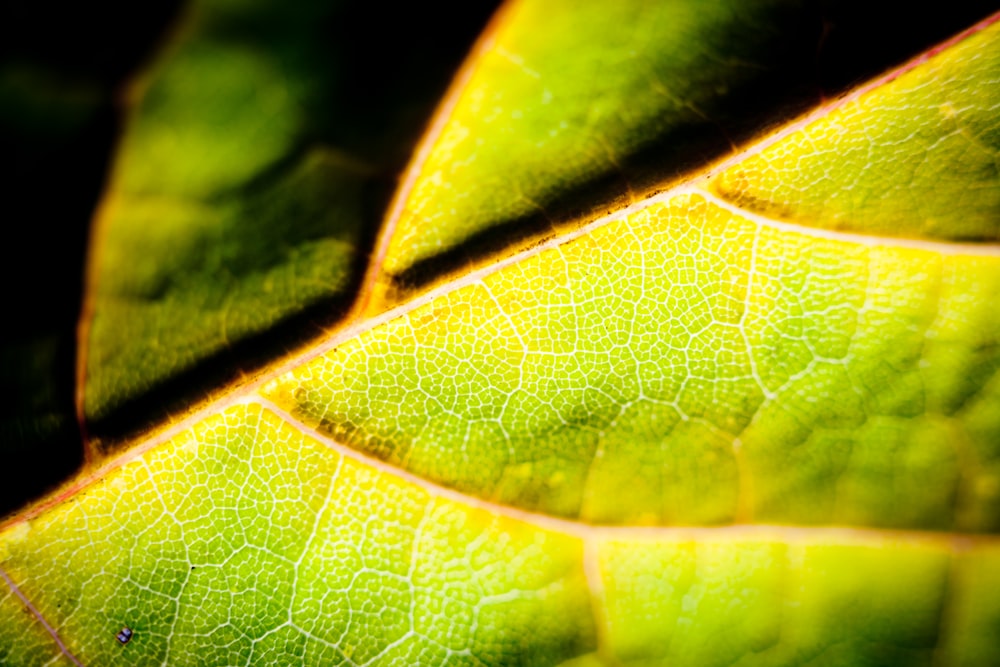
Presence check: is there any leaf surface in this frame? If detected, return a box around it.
[78,0,499,439]
[3,1,1000,665]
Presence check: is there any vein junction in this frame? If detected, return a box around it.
[262,189,1000,532]
[4,13,1000,666]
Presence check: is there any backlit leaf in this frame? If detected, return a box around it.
[2,1,1000,665]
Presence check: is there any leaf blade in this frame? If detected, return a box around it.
[712,16,1000,241]
[264,189,1000,529]
[4,2,1000,665]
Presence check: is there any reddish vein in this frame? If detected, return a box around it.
[0,566,85,667]
[27,8,1000,538]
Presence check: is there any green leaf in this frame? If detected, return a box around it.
[3,1,1000,665]
[77,0,498,436]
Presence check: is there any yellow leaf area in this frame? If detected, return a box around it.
[4,7,1000,667]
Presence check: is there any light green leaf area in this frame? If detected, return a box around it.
[712,19,1000,241]
[598,537,1000,666]
[379,0,822,285]
[0,580,75,667]
[0,404,592,666]
[4,1,1000,666]
[266,193,1000,529]
[83,0,371,425]
[3,403,1000,665]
